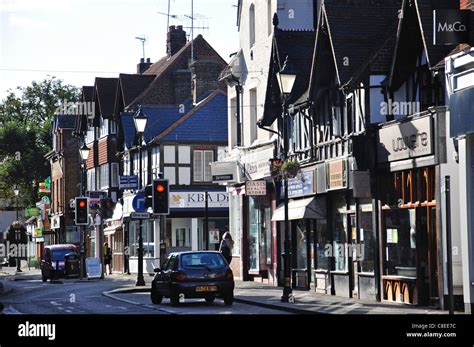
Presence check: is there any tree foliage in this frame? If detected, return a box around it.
[0,76,80,207]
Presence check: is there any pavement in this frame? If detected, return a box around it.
[102,273,450,315]
[1,266,454,314]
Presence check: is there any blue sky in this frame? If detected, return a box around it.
[0,0,239,100]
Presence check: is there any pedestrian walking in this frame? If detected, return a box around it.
[103,242,112,275]
[219,232,234,265]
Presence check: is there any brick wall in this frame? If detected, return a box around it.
[461,0,474,10]
[173,69,192,104]
[62,130,80,227]
[191,60,223,104]
[97,136,118,166]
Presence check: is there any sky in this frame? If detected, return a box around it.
[0,0,240,100]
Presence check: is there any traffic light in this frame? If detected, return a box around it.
[144,184,153,211]
[75,197,89,225]
[152,179,169,215]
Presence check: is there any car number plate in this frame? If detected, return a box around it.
[196,285,217,292]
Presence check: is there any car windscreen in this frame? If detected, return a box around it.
[52,249,76,262]
[181,253,226,270]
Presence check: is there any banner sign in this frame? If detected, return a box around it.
[433,9,470,45]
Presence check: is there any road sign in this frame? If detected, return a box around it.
[119,175,139,190]
[132,194,145,212]
[130,212,150,219]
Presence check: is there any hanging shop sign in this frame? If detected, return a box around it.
[377,116,432,163]
[326,159,347,191]
[51,215,61,230]
[433,9,470,46]
[211,161,242,184]
[33,228,43,237]
[246,181,267,196]
[170,191,229,209]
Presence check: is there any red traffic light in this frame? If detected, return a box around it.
[79,201,86,208]
[156,184,165,193]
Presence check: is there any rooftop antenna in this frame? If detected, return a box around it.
[135,36,146,60]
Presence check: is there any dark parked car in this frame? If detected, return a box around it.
[151,251,234,306]
[41,244,80,282]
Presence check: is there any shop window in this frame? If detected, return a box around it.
[314,220,329,270]
[229,194,241,256]
[384,209,417,276]
[333,200,348,272]
[264,207,272,265]
[295,221,307,269]
[248,197,260,271]
[175,228,190,247]
[359,201,375,273]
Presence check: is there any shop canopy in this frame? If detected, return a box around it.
[271,197,326,221]
[103,225,122,236]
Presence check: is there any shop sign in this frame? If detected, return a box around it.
[41,196,50,204]
[24,208,40,217]
[211,161,241,183]
[209,229,220,244]
[85,257,102,279]
[377,116,432,163]
[34,237,45,243]
[327,159,347,190]
[246,181,267,196]
[433,9,470,46]
[283,170,315,198]
[33,228,43,237]
[170,191,229,209]
[51,215,61,230]
[241,146,274,180]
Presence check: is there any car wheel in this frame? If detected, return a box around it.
[205,296,215,304]
[170,290,180,307]
[223,292,234,306]
[151,290,163,304]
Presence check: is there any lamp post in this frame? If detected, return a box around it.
[276,56,297,303]
[79,143,90,279]
[134,109,148,287]
[13,186,21,272]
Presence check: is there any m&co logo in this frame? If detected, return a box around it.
[438,21,467,33]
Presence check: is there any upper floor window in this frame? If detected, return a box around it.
[123,152,131,176]
[110,119,117,135]
[99,164,109,189]
[249,4,256,47]
[111,163,119,188]
[249,88,258,144]
[86,127,95,144]
[99,118,108,138]
[193,150,213,182]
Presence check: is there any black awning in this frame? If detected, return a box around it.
[450,87,474,138]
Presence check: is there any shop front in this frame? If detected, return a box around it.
[164,188,229,256]
[376,113,442,306]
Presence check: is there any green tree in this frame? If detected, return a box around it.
[0,76,80,207]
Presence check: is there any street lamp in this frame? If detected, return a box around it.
[13,185,19,221]
[277,56,297,303]
[79,143,90,279]
[134,109,148,287]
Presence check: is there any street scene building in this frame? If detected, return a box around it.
[1,0,474,326]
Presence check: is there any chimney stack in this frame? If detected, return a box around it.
[137,57,152,74]
[167,25,187,57]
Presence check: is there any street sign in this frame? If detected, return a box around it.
[119,175,139,190]
[132,194,145,212]
[130,212,150,219]
[85,257,102,279]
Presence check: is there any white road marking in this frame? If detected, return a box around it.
[3,305,23,314]
[50,301,62,306]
